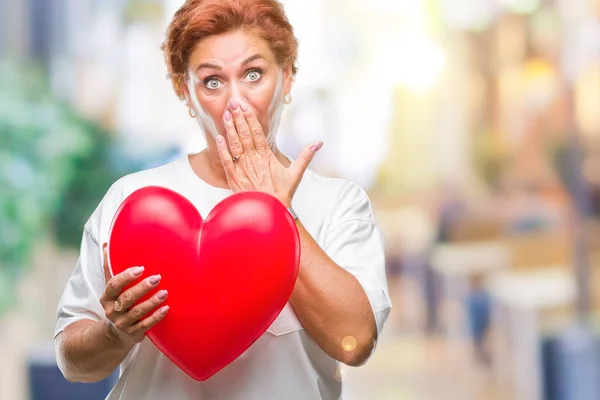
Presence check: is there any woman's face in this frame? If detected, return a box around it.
[186,30,292,145]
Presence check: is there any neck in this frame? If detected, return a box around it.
[188,137,291,190]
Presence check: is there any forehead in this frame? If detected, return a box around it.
[188,30,275,67]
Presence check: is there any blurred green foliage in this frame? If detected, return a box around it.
[0,61,134,317]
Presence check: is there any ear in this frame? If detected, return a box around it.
[282,62,294,96]
[182,85,193,108]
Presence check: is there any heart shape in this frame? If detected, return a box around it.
[107,186,300,381]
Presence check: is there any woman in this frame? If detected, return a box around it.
[54,1,391,399]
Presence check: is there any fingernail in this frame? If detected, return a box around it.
[239,100,249,112]
[224,110,232,121]
[228,98,239,110]
[157,290,168,300]
[311,141,323,153]
[216,135,224,144]
[160,306,170,315]
[150,274,161,285]
[133,266,144,276]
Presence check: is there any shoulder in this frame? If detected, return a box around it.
[84,157,186,243]
[298,167,376,227]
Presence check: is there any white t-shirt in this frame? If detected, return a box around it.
[54,154,392,400]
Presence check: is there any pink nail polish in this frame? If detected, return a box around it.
[224,111,232,121]
[311,141,323,153]
[228,99,239,110]
[150,274,161,285]
[160,306,170,315]
[157,290,168,300]
[133,266,144,276]
[216,135,224,143]
[239,101,249,112]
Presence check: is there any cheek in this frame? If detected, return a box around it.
[246,88,276,127]
[196,94,227,130]
[202,101,225,122]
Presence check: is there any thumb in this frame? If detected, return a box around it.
[102,243,111,284]
[291,141,323,179]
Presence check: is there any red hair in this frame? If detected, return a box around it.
[161,0,299,100]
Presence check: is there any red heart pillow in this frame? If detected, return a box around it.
[108,186,300,380]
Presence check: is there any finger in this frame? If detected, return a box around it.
[223,108,243,157]
[135,305,170,333]
[291,141,323,180]
[216,135,236,174]
[229,98,255,152]
[104,266,146,300]
[120,288,168,326]
[102,243,110,285]
[116,274,162,310]
[241,100,269,152]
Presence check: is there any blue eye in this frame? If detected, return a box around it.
[246,69,262,82]
[204,78,222,90]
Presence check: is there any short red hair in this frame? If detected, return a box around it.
[161,0,299,100]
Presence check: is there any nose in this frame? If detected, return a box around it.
[228,81,247,104]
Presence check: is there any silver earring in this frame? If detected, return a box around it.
[284,93,292,105]
[188,108,197,118]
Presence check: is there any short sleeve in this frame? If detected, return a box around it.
[53,178,126,340]
[54,226,107,339]
[322,183,392,339]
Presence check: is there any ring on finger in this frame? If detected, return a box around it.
[232,154,243,163]
[113,299,125,312]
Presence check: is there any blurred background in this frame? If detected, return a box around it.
[1,0,600,399]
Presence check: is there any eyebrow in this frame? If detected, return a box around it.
[241,54,266,66]
[196,54,266,72]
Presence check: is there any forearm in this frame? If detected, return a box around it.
[55,319,134,383]
[289,221,376,366]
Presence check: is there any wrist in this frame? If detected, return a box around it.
[286,205,299,222]
[279,197,292,208]
[103,320,134,351]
